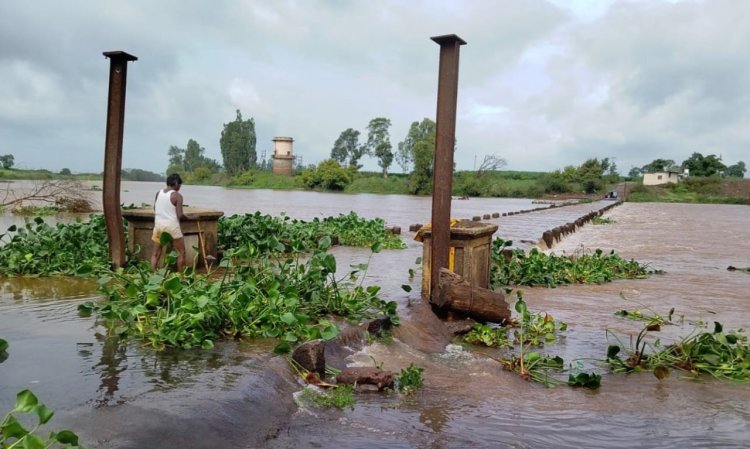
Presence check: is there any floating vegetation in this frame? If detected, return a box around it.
[727,266,750,273]
[592,216,616,225]
[0,216,112,277]
[84,238,398,352]
[467,292,595,389]
[396,363,425,394]
[607,321,750,382]
[218,211,405,253]
[464,292,567,349]
[490,238,652,288]
[464,324,511,348]
[11,205,61,216]
[300,385,355,410]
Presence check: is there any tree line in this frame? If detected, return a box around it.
[628,154,746,179]
[314,117,439,194]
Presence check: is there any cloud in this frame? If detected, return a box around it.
[0,0,747,176]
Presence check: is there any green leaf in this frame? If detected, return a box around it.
[1,415,28,439]
[201,340,214,349]
[320,254,336,273]
[0,338,8,352]
[34,217,44,225]
[7,224,17,232]
[35,403,54,424]
[607,345,621,359]
[163,276,182,293]
[22,433,46,449]
[280,312,297,325]
[55,430,80,445]
[159,231,173,246]
[713,321,723,334]
[320,324,341,340]
[77,302,94,317]
[15,389,39,412]
[370,242,382,253]
[273,342,291,354]
[318,235,332,250]
[514,298,527,315]
[401,284,412,293]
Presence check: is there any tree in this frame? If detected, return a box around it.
[628,166,643,179]
[365,117,393,178]
[681,152,726,177]
[59,168,72,176]
[301,159,353,191]
[220,110,257,175]
[476,154,507,177]
[330,128,366,168]
[400,118,436,194]
[167,145,185,173]
[642,158,676,173]
[184,139,203,172]
[1,179,92,211]
[725,161,746,178]
[395,139,413,174]
[0,154,14,169]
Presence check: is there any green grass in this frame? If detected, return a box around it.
[346,175,410,195]
[628,182,750,205]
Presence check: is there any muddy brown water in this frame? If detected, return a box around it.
[1,183,749,448]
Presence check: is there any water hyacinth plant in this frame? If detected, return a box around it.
[85,237,398,352]
[0,216,111,277]
[218,211,405,253]
[490,238,651,288]
[607,321,750,382]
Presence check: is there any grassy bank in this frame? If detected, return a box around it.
[628,178,750,205]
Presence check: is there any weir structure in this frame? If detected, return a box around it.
[102,51,137,269]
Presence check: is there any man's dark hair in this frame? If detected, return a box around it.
[166,173,183,187]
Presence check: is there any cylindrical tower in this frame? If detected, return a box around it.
[272,137,295,176]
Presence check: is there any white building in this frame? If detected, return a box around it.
[643,170,682,186]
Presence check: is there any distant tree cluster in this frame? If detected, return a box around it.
[541,157,618,194]
[628,153,746,179]
[325,117,438,194]
[121,168,163,182]
[330,117,393,178]
[220,110,257,175]
[0,154,14,169]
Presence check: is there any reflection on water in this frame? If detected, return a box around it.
[1,192,749,448]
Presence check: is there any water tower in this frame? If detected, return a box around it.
[272,137,295,176]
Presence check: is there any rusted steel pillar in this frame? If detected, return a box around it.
[102,51,138,268]
[429,34,466,301]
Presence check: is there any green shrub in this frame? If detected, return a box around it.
[301,160,352,191]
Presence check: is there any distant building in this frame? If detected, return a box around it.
[643,170,682,186]
[271,137,295,176]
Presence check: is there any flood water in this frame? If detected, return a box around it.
[1,183,749,448]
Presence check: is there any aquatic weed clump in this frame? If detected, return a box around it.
[490,238,651,288]
[217,211,405,253]
[85,237,399,352]
[0,215,111,277]
[607,321,750,382]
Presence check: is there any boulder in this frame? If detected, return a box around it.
[336,367,395,390]
[292,339,326,378]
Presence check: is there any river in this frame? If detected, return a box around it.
[1,183,748,448]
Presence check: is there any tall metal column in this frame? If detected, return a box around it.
[102,51,137,268]
[429,34,466,300]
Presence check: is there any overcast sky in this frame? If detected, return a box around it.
[1,0,747,175]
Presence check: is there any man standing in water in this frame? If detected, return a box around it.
[150,173,196,271]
